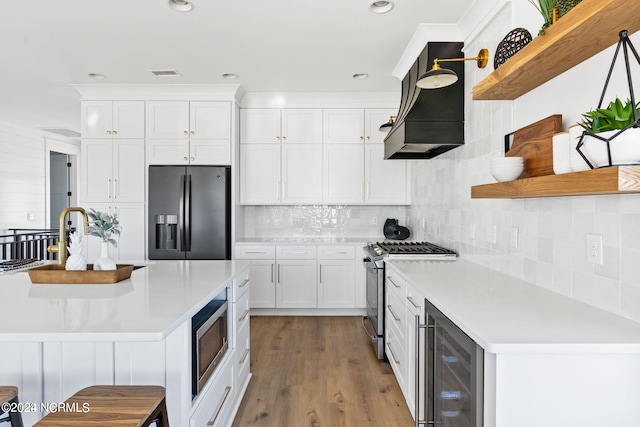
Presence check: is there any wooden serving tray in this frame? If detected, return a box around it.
[28,264,134,284]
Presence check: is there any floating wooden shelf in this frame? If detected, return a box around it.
[471,166,640,199]
[472,0,640,100]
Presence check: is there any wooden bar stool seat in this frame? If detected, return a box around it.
[34,385,169,427]
[0,386,23,427]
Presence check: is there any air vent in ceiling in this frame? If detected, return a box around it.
[39,128,81,138]
[150,69,183,77]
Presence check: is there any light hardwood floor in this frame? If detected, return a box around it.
[232,316,414,427]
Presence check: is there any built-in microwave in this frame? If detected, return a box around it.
[192,288,229,397]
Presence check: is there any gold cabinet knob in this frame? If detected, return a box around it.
[184,130,188,135]
[282,136,287,141]
[106,130,112,135]
[276,136,280,140]
[190,157,195,161]
[190,130,195,135]
[113,130,118,135]
[360,136,364,140]
[366,136,370,140]
[183,156,188,161]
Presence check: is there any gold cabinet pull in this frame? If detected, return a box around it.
[276,136,280,140]
[183,156,188,161]
[190,157,195,161]
[407,296,421,309]
[282,136,287,140]
[207,386,232,426]
[190,130,195,135]
[239,309,250,321]
[183,130,188,135]
[106,130,112,135]
[239,348,250,364]
[366,135,370,140]
[114,179,118,199]
[360,136,364,140]
[239,278,250,288]
[387,304,401,322]
[386,342,400,365]
[387,276,400,288]
[107,179,112,198]
[270,263,274,283]
[113,130,118,135]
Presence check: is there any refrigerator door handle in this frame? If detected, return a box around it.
[184,174,192,252]
[179,174,186,251]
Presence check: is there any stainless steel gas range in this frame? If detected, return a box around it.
[361,241,457,360]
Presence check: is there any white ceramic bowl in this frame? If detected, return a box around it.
[490,156,524,165]
[490,163,524,182]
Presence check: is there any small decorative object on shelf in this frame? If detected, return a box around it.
[88,208,121,271]
[494,28,532,69]
[65,231,87,271]
[576,30,640,168]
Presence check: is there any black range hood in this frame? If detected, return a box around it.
[384,42,465,159]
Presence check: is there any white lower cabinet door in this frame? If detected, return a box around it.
[276,260,317,308]
[247,260,276,308]
[317,259,356,308]
[190,356,234,427]
[84,202,145,262]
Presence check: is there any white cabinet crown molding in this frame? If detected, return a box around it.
[72,84,244,102]
[240,92,399,109]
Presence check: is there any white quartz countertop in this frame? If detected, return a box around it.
[387,259,640,354]
[0,260,249,342]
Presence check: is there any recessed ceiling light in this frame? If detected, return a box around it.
[352,73,369,80]
[369,1,394,14]
[168,0,194,12]
[222,73,239,80]
[88,73,107,80]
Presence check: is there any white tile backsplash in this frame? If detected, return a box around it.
[405,4,640,322]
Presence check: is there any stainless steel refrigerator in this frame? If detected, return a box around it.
[148,165,231,260]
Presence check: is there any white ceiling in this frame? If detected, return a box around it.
[0,0,475,134]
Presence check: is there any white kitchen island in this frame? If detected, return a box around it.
[0,260,250,427]
[386,259,640,427]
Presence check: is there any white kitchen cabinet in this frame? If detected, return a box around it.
[281,144,322,203]
[365,143,408,204]
[81,101,145,139]
[81,139,145,203]
[234,245,276,308]
[146,101,231,165]
[84,202,145,262]
[385,267,410,402]
[276,259,317,308]
[240,108,322,144]
[323,143,364,203]
[317,245,356,308]
[323,109,365,143]
[239,144,281,204]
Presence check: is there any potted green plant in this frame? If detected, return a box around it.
[87,208,121,270]
[577,97,640,167]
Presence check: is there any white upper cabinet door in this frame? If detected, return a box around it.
[189,102,231,139]
[81,101,114,138]
[113,140,145,202]
[323,109,365,144]
[112,101,145,139]
[146,101,190,139]
[365,108,397,144]
[323,144,364,203]
[145,140,189,165]
[81,101,144,139]
[281,144,322,203]
[281,109,322,144]
[81,140,113,202]
[240,109,281,144]
[189,140,231,165]
[240,144,281,204]
[365,144,408,204]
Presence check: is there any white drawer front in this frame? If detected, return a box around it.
[386,269,407,300]
[190,357,234,427]
[276,245,317,259]
[234,290,251,343]
[234,245,276,259]
[232,269,251,302]
[235,326,251,386]
[317,245,355,259]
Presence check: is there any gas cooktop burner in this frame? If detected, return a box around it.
[365,241,457,259]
